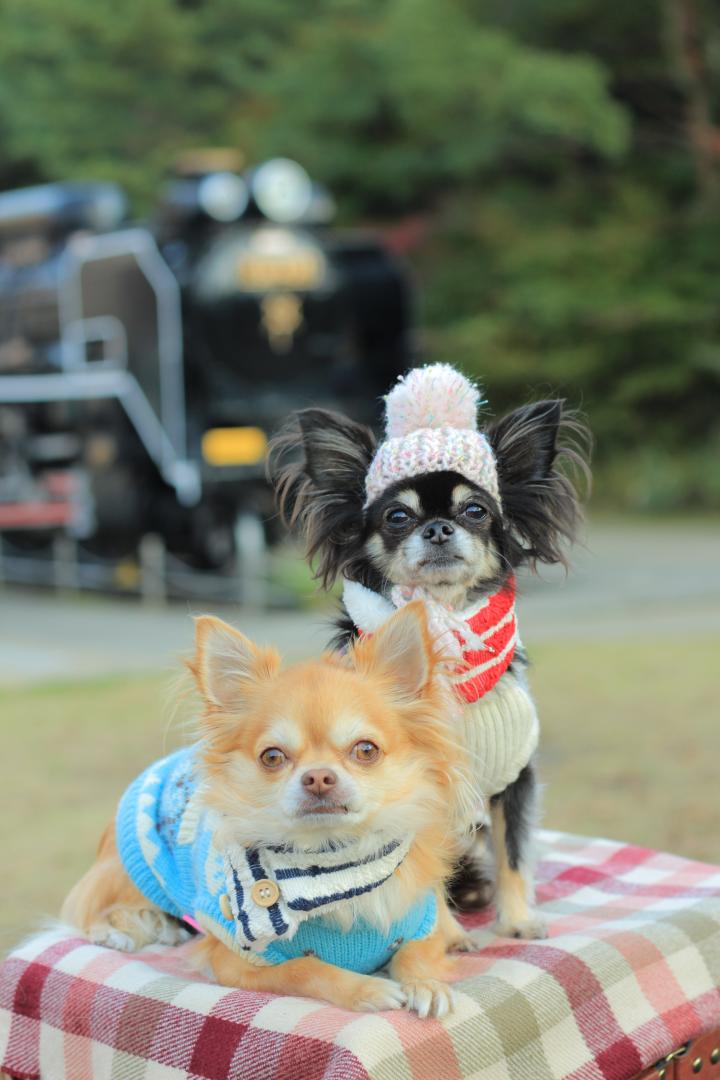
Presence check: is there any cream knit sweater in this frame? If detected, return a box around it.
[343,580,539,803]
[461,668,539,799]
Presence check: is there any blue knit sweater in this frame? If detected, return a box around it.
[116,747,437,974]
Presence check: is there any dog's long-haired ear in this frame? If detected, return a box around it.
[487,400,592,567]
[268,408,376,588]
[351,603,474,815]
[352,601,436,702]
[189,616,279,711]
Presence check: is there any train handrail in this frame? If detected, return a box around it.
[0,370,200,505]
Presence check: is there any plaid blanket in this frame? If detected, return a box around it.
[2,830,719,1080]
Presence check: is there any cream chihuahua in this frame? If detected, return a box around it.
[62,603,477,1017]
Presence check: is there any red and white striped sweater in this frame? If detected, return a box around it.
[343,575,537,801]
[342,576,518,703]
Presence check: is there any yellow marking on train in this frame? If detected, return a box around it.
[236,252,324,291]
[202,427,268,466]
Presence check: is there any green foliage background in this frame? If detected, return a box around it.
[1,0,719,509]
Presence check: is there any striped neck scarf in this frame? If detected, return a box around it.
[343,576,518,704]
[224,834,411,954]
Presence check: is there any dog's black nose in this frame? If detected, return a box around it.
[422,520,454,545]
[301,768,337,796]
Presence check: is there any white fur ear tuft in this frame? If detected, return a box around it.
[192,616,275,710]
[359,602,433,701]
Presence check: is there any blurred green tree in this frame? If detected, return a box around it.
[414,0,720,509]
[246,0,628,209]
[0,0,718,508]
[0,0,298,198]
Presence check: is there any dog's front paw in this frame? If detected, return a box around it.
[447,931,479,953]
[494,915,547,941]
[349,975,408,1013]
[89,925,139,952]
[402,979,456,1019]
[89,908,190,952]
[153,916,192,946]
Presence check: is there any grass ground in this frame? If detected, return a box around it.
[3,633,718,949]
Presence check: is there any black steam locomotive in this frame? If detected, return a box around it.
[0,155,411,569]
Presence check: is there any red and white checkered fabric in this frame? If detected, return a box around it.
[2,830,720,1080]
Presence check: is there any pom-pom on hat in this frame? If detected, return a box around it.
[364,363,500,506]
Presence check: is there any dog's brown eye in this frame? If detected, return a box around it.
[351,740,381,763]
[463,503,488,521]
[385,507,411,527]
[260,747,287,769]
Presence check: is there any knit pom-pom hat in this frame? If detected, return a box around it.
[364,363,500,506]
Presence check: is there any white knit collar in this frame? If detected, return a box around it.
[342,579,396,632]
[342,578,491,628]
[223,832,411,953]
[343,578,499,661]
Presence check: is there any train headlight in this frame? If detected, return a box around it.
[198,172,249,223]
[252,158,313,224]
